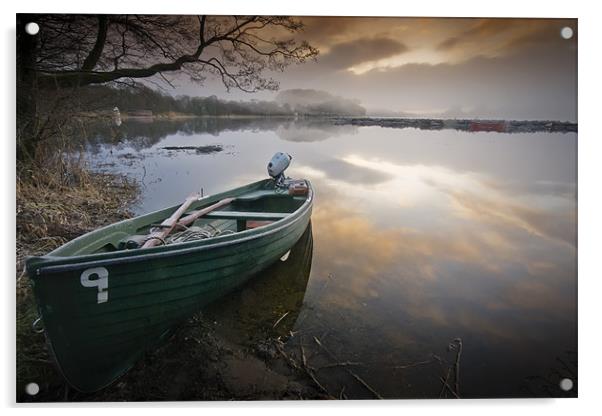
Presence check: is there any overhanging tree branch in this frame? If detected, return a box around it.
[28,14,318,91]
[39,51,204,87]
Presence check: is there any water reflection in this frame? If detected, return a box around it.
[295,166,575,397]
[275,120,357,142]
[204,223,314,342]
[83,117,358,152]
[85,118,577,398]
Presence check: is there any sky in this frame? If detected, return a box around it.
[169,17,577,121]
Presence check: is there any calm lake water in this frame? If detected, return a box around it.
[85,117,577,398]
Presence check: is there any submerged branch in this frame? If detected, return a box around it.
[313,336,383,399]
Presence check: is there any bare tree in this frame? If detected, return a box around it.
[16,14,318,160]
[25,14,317,90]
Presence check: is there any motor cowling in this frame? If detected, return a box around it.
[267,152,292,179]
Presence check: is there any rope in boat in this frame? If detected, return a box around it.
[143,235,167,246]
[135,223,236,247]
[163,226,235,245]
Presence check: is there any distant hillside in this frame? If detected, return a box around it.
[276,89,366,116]
[67,85,366,118]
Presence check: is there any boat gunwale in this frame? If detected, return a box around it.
[29,180,313,276]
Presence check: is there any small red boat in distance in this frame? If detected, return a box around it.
[469,121,507,132]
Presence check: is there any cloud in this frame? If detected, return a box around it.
[436,19,520,51]
[444,187,576,247]
[298,17,405,50]
[297,17,360,47]
[172,17,577,121]
[312,159,394,185]
[436,18,577,58]
[437,36,461,51]
[504,21,576,51]
[334,154,576,248]
[304,166,575,344]
[266,18,576,120]
[318,37,408,70]
[329,46,575,119]
[308,179,574,342]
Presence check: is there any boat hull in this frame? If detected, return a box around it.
[26,180,313,392]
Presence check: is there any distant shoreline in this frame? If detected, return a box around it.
[334,117,577,133]
[80,111,579,133]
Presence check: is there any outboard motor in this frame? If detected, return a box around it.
[267,152,292,186]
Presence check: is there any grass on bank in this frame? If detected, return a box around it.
[16,152,138,401]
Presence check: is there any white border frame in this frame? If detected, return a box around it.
[3,1,600,415]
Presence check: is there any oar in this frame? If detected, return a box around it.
[141,193,200,249]
[177,197,235,227]
[142,196,236,249]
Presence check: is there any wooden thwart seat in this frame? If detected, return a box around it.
[202,211,289,232]
[203,211,289,221]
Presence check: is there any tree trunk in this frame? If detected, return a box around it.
[17,14,39,162]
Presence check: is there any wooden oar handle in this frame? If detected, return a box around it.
[177,197,236,227]
[141,194,200,249]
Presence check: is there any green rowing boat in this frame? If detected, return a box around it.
[25,153,313,392]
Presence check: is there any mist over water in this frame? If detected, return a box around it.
[86,118,576,398]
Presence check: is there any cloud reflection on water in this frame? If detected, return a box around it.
[300,153,575,347]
